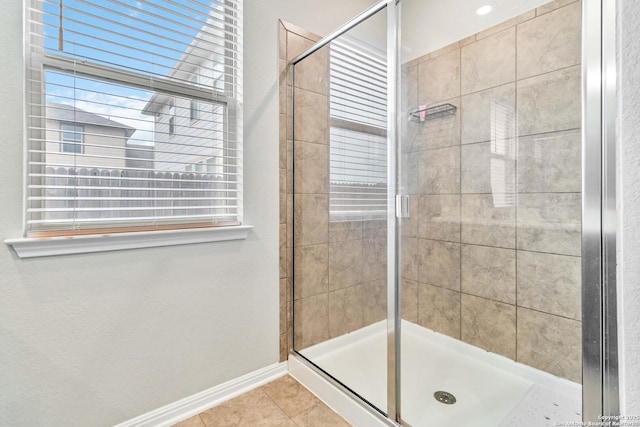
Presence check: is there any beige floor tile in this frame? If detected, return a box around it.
[183,377,351,427]
[260,375,321,418]
[199,389,290,427]
[172,415,205,427]
[291,403,352,427]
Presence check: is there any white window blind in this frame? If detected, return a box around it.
[329,40,387,221]
[25,0,242,236]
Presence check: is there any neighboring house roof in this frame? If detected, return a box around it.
[47,103,136,138]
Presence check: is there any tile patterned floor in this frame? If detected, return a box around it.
[172,375,352,427]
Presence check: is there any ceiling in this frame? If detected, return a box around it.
[341,0,557,61]
[401,0,555,61]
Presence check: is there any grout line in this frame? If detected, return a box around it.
[457,58,580,100]
[535,0,582,18]
[514,23,519,362]
[458,126,582,148]
[458,43,463,341]
[460,80,517,99]
[457,190,582,195]
[281,31,290,362]
[515,304,582,323]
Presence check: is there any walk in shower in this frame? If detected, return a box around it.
[284,0,617,425]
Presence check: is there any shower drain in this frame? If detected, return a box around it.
[434,391,457,405]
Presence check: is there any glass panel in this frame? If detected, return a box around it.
[30,69,236,232]
[291,6,389,415]
[398,0,583,426]
[61,124,84,153]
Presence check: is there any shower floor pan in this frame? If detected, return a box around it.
[299,320,581,427]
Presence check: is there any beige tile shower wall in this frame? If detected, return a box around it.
[402,0,582,382]
[279,21,325,362]
[279,22,388,360]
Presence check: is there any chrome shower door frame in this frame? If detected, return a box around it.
[582,0,619,421]
[290,0,402,422]
[289,0,620,423]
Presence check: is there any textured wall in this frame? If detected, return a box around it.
[0,2,284,426]
[618,0,640,414]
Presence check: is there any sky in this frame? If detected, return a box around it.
[43,0,213,146]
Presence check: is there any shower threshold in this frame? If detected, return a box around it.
[292,320,581,427]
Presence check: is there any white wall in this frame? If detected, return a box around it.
[617,0,640,415]
[2,4,276,426]
[1,3,275,427]
[0,1,376,426]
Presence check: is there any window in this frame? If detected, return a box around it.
[329,40,387,221]
[168,99,176,135]
[60,123,83,153]
[190,75,199,121]
[25,0,243,237]
[190,101,199,121]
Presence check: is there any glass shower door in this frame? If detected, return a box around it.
[290,4,392,416]
[397,0,584,426]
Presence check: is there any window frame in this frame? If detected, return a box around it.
[60,122,84,154]
[8,0,249,256]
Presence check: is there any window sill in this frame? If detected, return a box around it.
[4,225,253,259]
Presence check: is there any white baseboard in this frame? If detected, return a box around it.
[115,362,288,427]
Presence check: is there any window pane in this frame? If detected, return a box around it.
[28,69,237,231]
[61,143,82,153]
[61,124,83,142]
[330,128,387,219]
[328,40,387,220]
[190,100,199,120]
[39,0,240,87]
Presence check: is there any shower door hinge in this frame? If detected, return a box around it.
[396,194,410,218]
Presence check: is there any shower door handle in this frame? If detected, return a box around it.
[395,194,410,218]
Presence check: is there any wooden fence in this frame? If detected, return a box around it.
[36,166,235,222]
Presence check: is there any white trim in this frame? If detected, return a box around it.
[4,225,253,258]
[114,362,287,427]
[288,355,394,427]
